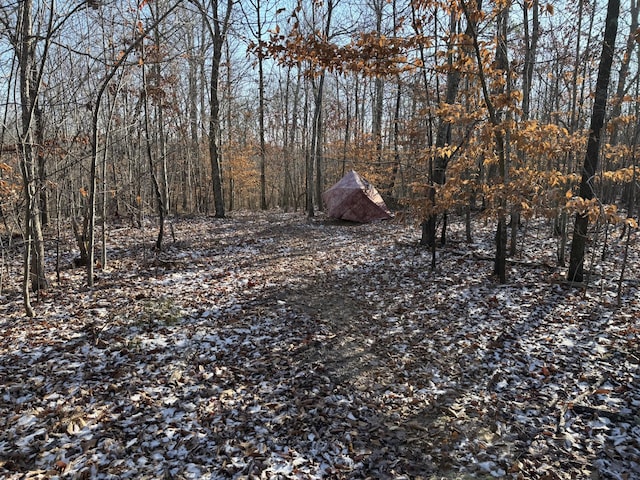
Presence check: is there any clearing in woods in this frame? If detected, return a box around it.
[0,211,639,479]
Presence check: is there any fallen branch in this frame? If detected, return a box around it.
[571,403,639,424]
[557,375,606,433]
[470,251,557,270]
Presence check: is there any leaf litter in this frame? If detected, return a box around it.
[0,211,639,479]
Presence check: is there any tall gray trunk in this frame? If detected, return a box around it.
[17,0,49,315]
[608,0,638,146]
[256,0,267,210]
[209,42,225,218]
[312,74,325,211]
[201,0,233,218]
[421,9,467,248]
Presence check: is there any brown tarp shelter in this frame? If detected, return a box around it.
[322,170,393,223]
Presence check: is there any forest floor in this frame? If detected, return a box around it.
[0,211,639,480]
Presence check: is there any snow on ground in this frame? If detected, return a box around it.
[0,211,639,479]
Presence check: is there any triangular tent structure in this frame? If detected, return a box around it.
[322,170,393,223]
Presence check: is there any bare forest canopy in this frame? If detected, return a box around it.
[0,0,639,310]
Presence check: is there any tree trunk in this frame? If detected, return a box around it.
[493,6,510,281]
[521,0,539,122]
[305,1,334,217]
[17,0,50,315]
[35,105,48,227]
[256,0,267,210]
[617,85,638,304]
[306,82,317,217]
[142,42,167,250]
[187,18,206,213]
[557,0,587,265]
[86,1,184,286]
[461,0,510,282]
[312,74,325,212]
[209,42,225,218]
[421,7,471,248]
[495,215,507,283]
[371,0,384,164]
[568,0,620,282]
[511,0,539,256]
[608,0,638,146]
[200,0,233,218]
[380,0,402,202]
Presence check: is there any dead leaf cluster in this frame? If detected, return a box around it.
[0,211,638,479]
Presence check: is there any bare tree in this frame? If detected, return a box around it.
[243,0,270,209]
[194,0,234,218]
[568,0,621,282]
[308,0,335,217]
[6,0,60,315]
[86,0,184,286]
[511,0,539,256]
[460,0,511,282]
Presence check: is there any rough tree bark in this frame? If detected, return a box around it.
[142,41,167,250]
[192,0,233,218]
[254,0,268,210]
[511,0,538,256]
[461,0,510,282]
[307,0,334,217]
[206,0,233,218]
[567,0,620,283]
[371,0,385,167]
[16,0,53,315]
[607,0,636,147]
[420,4,480,255]
[309,72,325,216]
